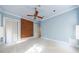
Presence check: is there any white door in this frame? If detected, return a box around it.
[5,17,19,44]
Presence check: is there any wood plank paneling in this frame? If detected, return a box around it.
[21,18,33,38]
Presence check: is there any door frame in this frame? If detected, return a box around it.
[3,16,21,45]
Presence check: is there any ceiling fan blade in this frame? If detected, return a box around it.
[27,7,43,20]
[27,15,34,16]
[37,16,43,19]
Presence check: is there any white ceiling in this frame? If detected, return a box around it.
[0,5,78,21]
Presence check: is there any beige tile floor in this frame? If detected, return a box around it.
[0,38,79,53]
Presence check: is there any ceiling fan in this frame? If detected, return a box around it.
[27,7,44,20]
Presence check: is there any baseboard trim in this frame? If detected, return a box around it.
[41,37,72,47]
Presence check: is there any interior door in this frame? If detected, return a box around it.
[5,17,18,44]
[21,18,33,38]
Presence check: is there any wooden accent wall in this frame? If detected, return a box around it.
[21,18,33,38]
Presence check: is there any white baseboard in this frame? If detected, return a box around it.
[41,37,72,47]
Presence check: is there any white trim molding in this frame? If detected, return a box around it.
[41,37,74,47]
[42,6,79,21]
[0,8,34,22]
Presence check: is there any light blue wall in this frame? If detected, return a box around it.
[0,9,21,27]
[41,8,78,43]
[0,7,20,22]
[0,12,20,20]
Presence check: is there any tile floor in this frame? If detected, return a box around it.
[0,38,79,53]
